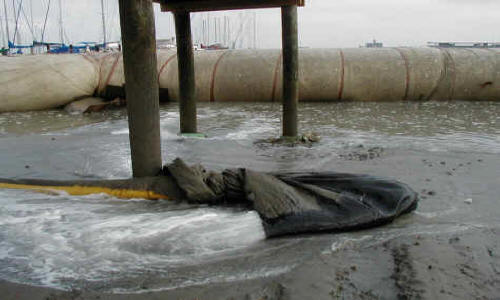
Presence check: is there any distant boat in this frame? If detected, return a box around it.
[200,43,228,50]
[2,0,115,55]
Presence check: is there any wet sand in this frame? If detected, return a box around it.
[1,149,499,300]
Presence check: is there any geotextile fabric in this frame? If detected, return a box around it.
[167,159,419,238]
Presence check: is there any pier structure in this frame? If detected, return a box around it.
[118,0,304,177]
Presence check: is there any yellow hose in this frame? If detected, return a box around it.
[0,182,169,200]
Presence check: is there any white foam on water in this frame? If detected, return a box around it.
[223,117,278,140]
[0,189,265,289]
[111,126,180,140]
[110,128,129,135]
[327,223,487,254]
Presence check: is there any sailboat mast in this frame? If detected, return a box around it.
[207,13,210,45]
[2,0,9,45]
[58,0,63,44]
[41,0,50,44]
[29,0,33,38]
[253,12,257,49]
[12,0,23,45]
[227,17,232,47]
[202,19,205,45]
[214,17,217,42]
[224,16,228,47]
[0,6,4,47]
[11,0,16,44]
[100,0,106,48]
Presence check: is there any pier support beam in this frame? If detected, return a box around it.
[281,5,299,137]
[118,0,162,177]
[174,10,197,134]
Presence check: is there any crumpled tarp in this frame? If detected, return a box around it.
[165,159,418,238]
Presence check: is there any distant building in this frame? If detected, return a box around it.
[363,39,383,48]
[427,42,500,48]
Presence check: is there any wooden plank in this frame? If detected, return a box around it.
[155,0,304,12]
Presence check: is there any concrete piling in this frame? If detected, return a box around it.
[118,0,162,177]
[174,10,197,134]
[281,5,299,137]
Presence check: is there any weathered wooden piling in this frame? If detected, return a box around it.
[281,5,299,137]
[118,0,162,177]
[174,10,197,134]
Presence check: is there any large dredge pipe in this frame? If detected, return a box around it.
[99,47,500,102]
[1,48,500,112]
[0,54,99,112]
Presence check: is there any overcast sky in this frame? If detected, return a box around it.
[1,0,500,48]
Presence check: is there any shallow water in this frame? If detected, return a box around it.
[0,101,499,291]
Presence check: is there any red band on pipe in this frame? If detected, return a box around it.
[210,50,229,102]
[99,54,121,93]
[271,51,283,102]
[96,53,117,93]
[157,53,178,85]
[338,50,345,100]
[442,49,456,101]
[394,48,410,101]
